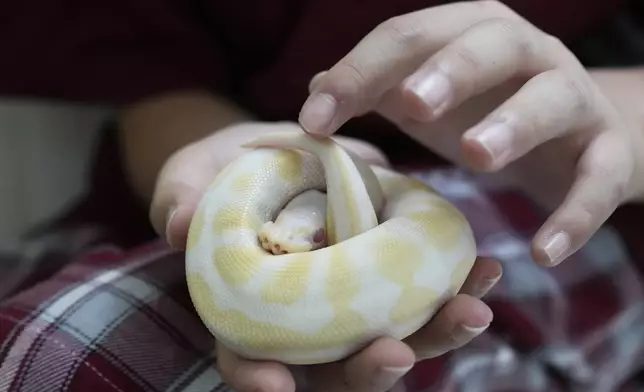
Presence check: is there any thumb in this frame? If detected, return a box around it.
[149,143,224,250]
[149,123,271,249]
[150,122,390,249]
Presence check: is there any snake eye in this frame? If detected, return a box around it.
[313,228,326,243]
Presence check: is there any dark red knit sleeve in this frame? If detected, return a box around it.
[0,0,229,104]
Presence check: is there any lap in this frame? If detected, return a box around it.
[2,168,644,392]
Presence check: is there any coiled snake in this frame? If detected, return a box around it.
[185,130,476,365]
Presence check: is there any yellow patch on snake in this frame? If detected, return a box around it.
[373,236,438,323]
[259,254,313,305]
[379,175,435,195]
[332,148,372,235]
[408,201,467,252]
[231,172,258,193]
[406,177,435,193]
[272,150,302,183]
[331,150,357,234]
[392,287,439,323]
[325,247,360,303]
[188,268,368,351]
[323,247,368,335]
[212,244,264,285]
[211,203,261,234]
[325,211,336,245]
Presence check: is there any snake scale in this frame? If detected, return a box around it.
[185,130,476,365]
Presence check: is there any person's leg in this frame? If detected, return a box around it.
[1,167,644,392]
[0,239,227,392]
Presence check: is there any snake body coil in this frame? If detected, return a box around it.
[185,130,476,365]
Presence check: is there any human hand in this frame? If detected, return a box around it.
[149,121,502,392]
[299,0,644,267]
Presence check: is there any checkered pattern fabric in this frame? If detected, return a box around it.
[1,168,643,392]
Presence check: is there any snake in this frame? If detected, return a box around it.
[185,129,477,365]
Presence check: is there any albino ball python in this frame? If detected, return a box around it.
[185,130,476,365]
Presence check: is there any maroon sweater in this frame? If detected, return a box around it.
[0,0,627,118]
[6,0,641,254]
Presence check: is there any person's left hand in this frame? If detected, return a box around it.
[149,121,502,392]
[299,0,644,268]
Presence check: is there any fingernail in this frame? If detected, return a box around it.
[165,207,178,249]
[543,231,570,266]
[462,323,490,335]
[299,93,336,134]
[466,122,512,163]
[407,71,453,117]
[473,273,502,297]
[374,365,413,388]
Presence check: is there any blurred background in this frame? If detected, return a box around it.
[0,1,642,251]
[0,102,111,248]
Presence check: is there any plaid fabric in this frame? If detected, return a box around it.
[1,167,644,392]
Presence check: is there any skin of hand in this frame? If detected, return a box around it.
[298,0,644,268]
[140,119,502,392]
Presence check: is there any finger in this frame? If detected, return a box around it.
[307,337,415,392]
[531,131,633,266]
[404,294,492,360]
[149,148,222,249]
[299,1,520,135]
[401,17,559,122]
[149,124,275,248]
[458,256,503,298]
[216,342,295,392]
[460,69,604,171]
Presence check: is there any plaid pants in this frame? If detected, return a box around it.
[1,168,644,392]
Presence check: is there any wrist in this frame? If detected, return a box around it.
[118,90,253,201]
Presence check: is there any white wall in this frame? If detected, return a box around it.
[0,100,113,247]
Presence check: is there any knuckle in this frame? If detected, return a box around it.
[335,62,368,95]
[483,16,520,33]
[571,163,626,237]
[483,17,536,61]
[557,71,595,121]
[476,0,511,15]
[325,62,369,105]
[543,33,565,52]
[507,110,541,151]
[587,153,630,207]
[542,33,575,68]
[377,14,424,51]
[447,43,484,75]
[568,202,596,237]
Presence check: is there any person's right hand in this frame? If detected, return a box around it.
[299,0,644,268]
[148,120,502,392]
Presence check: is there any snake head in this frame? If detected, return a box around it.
[258,220,327,255]
[257,189,329,255]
